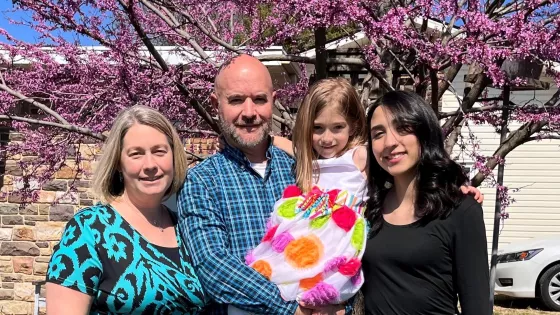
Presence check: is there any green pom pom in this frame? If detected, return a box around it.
[310,215,330,229]
[277,198,298,219]
[351,218,366,251]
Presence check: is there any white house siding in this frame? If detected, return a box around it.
[441,66,560,254]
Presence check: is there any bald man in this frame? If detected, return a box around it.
[178,56,348,315]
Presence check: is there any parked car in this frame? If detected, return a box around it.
[495,235,560,311]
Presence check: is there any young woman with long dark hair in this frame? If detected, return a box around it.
[361,90,489,315]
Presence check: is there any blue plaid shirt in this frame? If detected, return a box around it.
[177,140,298,314]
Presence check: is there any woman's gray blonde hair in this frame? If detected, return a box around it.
[92,105,188,203]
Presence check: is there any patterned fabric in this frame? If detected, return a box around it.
[46,204,206,315]
[247,185,367,305]
[177,141,299,315]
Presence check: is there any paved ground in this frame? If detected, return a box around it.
[494,295,560,314]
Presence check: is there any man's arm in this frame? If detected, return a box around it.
[177,169,299,315]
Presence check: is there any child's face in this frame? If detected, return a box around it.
[312,109,351,159]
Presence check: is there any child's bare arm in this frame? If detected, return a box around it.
[273,136,295,157]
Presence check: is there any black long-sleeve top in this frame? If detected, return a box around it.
[361,196,490,315]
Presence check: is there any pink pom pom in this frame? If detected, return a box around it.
[326,189,341,204]
[351,272,363,286]
[271,232,294,253]
[300,282,339,306]
[262,225,279,242]
[283,185,302,198]
[339,258,361,277]
[245,250,256,265]
[331,205,357,232]
[324,256,346,273]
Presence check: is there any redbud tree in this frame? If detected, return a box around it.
[0,0,559,206]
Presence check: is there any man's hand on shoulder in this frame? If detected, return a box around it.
[352,146,368,173]
[460,185,484,204]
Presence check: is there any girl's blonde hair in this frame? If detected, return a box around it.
[292,77,367,192]
[92,105,188,203]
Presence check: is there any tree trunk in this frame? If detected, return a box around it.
[314,27,327,81]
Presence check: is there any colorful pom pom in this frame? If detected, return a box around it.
[339,258,361,277]
[351,218,366,251]
[262,225,279,242]
[351,272,363,286]
[285,235,324,269]
[300,282,339,306]
[299,273,323,291]
[283,185,303,198]
[252,260,272,280]
[324,256,346,273]
[331,205,357,232]
[309,214,330,229]
[271,232,294,253]
[277,198,299,219]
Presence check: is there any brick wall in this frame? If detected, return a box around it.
[0,136,214,315]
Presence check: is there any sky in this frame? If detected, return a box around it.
[0,1,95,44]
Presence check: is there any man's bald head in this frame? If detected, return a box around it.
[211,54,275,154]
[214,54,274,97]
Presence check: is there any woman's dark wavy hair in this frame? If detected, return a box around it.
[365,90,468,235]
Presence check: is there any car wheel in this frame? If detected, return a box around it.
[538,264,560,311]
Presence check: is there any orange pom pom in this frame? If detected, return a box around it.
[285,235,324,269]
[299,273,323,290]
[252,260,272,280]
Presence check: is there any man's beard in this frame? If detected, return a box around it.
[218,114,271,150]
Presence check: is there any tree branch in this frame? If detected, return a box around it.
[437,63,462,100]
[470,120,545,186]
[120,0,169,72]
[430,69,439,114]
[170,5,241,54]
[439,104,504,118]
[272,114,291,126]
[175,128,219,136]
[120,0,220,133]
[0,115,105,140]
[0,83,69,125]
[139,0,215,66]
[274,100,295,128]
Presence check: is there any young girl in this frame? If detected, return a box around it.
[362,90,489,314]
[244,77,370,310]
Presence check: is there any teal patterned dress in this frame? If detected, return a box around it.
[46,204,205,314]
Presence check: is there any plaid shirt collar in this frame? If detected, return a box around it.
[221,136,274,167]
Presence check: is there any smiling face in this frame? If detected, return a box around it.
[312,109,351,159]
[213,55,274,150]
[369,106,420,179]
[120,123,174,201]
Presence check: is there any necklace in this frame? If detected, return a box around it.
[152,218,164,232]
[151,205,165,232]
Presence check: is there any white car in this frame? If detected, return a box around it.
[495,235,560,311]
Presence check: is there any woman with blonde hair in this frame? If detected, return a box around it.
[45,105,205,314]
